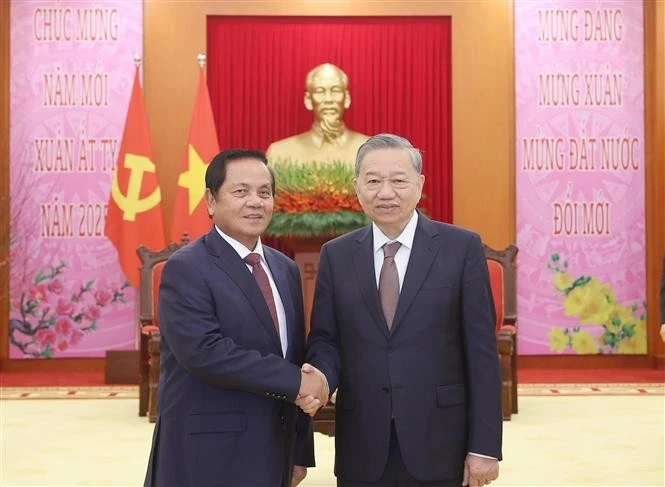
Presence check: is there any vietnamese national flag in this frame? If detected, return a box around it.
[170,64,219,242]
[105,65,165,288]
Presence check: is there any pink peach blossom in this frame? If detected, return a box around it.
[69,329,84,346]
[35,328,56,348]
[55,317,73,337]
[28,285,49,303]
[94,290,112,306]
[83,305,101,321]
[55,299,74,316]
[56,339,69,352]
[47,279,63,294]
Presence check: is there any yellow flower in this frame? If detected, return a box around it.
[563,279,612,325]
[605,304,633,333]
[548,328,569,353]
[635,317,646,334]
[570,330,599,354]
[599,283,616,304]
[553,272,573,291]
[618,335,646,354]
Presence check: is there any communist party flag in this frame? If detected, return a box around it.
[170,60,219,242]
[105,64,165,288]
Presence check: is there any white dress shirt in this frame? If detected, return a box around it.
[372,211,419,290]
[215,226,288,357]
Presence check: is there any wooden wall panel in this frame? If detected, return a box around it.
[142,1,515,248]
[0,1,10,364]
[645,0,665,367]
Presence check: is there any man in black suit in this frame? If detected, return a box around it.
[144,149,327,487]
[302,134,503,487]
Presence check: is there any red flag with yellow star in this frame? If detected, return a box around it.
[105,65,166,288]
[170,63,219,243]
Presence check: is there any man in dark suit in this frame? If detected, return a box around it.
[144,149,326,487]
[302,134,503,487]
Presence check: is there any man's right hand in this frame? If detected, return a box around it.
[296,364,328,416]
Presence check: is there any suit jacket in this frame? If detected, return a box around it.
[306,214,502,482]
[145,228,314,487]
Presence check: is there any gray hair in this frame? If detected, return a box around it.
[355,133,422,177]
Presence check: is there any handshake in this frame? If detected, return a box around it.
[296,363,329,416]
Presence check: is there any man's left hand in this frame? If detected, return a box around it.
[463,455,499,487]
[291,465,307,486]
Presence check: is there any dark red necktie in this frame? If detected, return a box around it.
[244,253,279,338]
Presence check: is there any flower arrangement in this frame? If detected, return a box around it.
[547,253,647,355]
[266,160,370,237]
[9,261,130,358]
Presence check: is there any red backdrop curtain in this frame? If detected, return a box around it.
[207,16,451,223]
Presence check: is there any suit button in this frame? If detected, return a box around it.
[382,386,391,394]
[280,415,286,424]
[387,345,393,352]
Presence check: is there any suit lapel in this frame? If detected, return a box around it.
[391,215,440,335]
[352,226,390,338]
[205,229,282,353]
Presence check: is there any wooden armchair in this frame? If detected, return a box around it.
[137,235,190,422]
[484,243,519,420]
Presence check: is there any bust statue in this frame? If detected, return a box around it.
[266,63,369,166]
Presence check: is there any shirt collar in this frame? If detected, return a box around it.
[372,211,419,254]
[215,226,265,262]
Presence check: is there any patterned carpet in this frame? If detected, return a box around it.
[1,382,663,400]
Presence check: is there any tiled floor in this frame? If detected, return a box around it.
[1,395,663,486]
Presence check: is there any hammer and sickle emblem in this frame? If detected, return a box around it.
[111,153,161,221]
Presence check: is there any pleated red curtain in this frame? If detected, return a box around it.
[207,16,452,223]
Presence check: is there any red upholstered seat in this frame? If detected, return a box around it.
[137,235,190,422]
[486,260,505,333]
[484,244,518,420]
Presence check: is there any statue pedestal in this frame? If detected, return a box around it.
[282,236,334,334]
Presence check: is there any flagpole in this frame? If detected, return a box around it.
[131,53,142,353]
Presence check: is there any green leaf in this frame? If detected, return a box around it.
[570,276,591,290]
[270,160,356,193]
[266,211,370,238]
